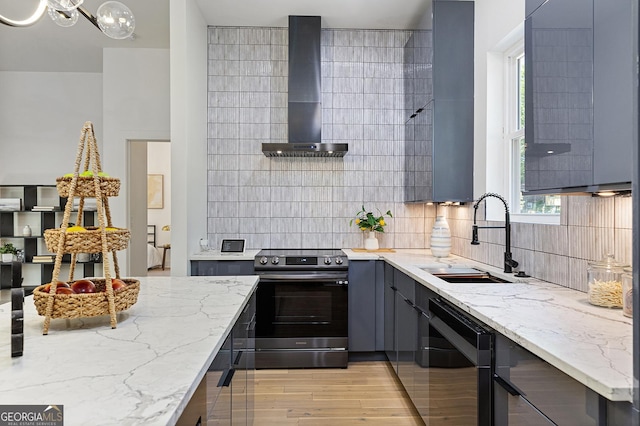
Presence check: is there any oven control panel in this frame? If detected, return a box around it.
[254,249,348,270]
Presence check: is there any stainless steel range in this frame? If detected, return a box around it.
[254,249,349,368]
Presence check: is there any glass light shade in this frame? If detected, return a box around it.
[96,1,135,40]
[48,6,78,27]
[0,0,48,27]
[47,0,83,12]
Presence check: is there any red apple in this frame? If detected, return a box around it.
[41,281,70,293]
[56,287,75,295]
[71,279,96,294]
[111,278,127,291]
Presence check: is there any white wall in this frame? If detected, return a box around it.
[0,71,102,184]
[474,0,525,219]
[170,0,208,276]
[102,48,171,275]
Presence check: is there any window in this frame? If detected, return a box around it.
[505,43,560,217]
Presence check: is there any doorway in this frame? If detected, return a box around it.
[128,140,171,276]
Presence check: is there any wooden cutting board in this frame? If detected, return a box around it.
[351,248,396,253]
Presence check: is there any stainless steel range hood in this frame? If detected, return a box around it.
[262,16,348,158]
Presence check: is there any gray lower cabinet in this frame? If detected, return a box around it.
[348,260,377,352]
[190,260,254,276]
[383,266,438,425]
[381,263,632,426]
[494,333,632,425]
[384,263,396,365]
[195,291,256,426]
[395,269,417,399]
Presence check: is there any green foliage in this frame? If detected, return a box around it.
[349,205,393,233]
[0,243,18,255]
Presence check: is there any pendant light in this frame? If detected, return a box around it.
[0,0,135,40]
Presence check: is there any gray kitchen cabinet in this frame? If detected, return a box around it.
[404,0,474,203]
[413,282,437,423]
[494,333,633,425]
[383,262,396,366]
[348,260,377,352]
[383,264,438,424]
[524,0,634,193]
[203,290,256,426]
[394,269,417,398]
[190,260,254,276]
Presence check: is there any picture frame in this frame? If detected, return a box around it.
[147,174,164,209]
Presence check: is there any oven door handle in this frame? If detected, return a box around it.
[258,274,348,283]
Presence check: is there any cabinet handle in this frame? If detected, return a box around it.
[493,374,522,396]
[404,297,414,307]
[217,368,235,387]
[246,313,256,332]
[413,305,426,315]
[233,350,243,366]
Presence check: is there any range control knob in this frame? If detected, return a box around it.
[324,258,332,265]
[271,256,280,265]
[335,258,344,265]
[259,256,268,265]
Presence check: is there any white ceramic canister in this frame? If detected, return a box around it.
[430,216,451,258]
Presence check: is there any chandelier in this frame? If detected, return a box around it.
[0,0,135,40]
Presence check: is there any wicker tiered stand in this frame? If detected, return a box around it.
[33,122,139,334]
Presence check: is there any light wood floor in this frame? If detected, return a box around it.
[253,361,424,425]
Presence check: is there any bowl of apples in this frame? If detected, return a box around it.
[56,170,120,198]
[33,278,140,319]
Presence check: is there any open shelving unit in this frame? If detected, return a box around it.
[0,184,102,289]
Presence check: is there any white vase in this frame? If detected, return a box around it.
[364,231,379,250]
[2,253,14,263]
[430,216,451,258]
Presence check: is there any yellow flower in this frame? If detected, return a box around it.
[355,219,360,225]
[379,219,385,226]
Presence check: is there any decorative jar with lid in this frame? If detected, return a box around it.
[587,254,626,308]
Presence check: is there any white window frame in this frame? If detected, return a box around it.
[503,40,560,225]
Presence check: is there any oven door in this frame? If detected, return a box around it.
[255,272,348,368]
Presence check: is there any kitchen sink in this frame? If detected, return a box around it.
[421,267,513,284]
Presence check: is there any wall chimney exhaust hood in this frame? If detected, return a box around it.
[262,16,348,157]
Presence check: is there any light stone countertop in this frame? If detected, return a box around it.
[190,249,260,261]
[343,248,634,402]
[0,275,258,426]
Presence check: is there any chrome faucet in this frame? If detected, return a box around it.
[471,193,519,273]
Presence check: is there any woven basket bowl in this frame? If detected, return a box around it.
[56,176,121,198]
[33,278,140,319]
[44,227,130,254]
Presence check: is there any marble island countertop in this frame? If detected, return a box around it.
[0,276,258,426]
[344,249,634,402]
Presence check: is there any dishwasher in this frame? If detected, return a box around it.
[427,297,493,425]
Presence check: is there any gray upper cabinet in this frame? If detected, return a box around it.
[524,0,634,193]
[592,0,634,186]
[404,0,474,203]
